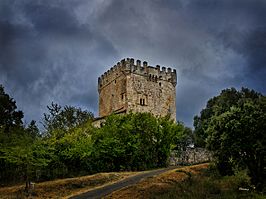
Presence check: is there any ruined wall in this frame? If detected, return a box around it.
[169,148,213,166]
[98,58,177,120]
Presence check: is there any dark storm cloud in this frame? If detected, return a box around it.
[0,0,118,124]
[0,0,265,127]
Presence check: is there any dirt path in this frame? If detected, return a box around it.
[69,167,178,199]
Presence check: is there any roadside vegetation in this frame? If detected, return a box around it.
[154,165,264,199]
[106,164,264,199]
[0,171,136,199]
[0,85,191,191]
[0,84,265,198]
[194,87,265,191]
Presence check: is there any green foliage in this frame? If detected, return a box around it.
[194,87,265,189]
[0,126,52,190]
[193,87,262,147]
[26,120,40,139]
[0,85,191,186]
[91,113,188,171]
[43,102,94,136]
[45,121,95,177]
[151,167,263,199]
[0,85,23,133]
[0,86,50,188]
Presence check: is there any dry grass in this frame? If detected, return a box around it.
[0,171,137,199]
[104,163,209,199]
[104,164,265,199]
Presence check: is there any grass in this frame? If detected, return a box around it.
[105,164,265,199]
[1,164,264,199]
[150,166,264,199]
[0,171,136,199]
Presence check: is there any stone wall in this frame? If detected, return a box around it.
[98,58,177,120]
[98,73,127,117]
[126,71,176,121]
[169,148,212,166]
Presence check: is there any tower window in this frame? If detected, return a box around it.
[140,98,145,106]
[159,82,162,86]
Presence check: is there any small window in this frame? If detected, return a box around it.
[114,80,116,84]
[140,98,145,106]
[159,82,162,87]
[121,94,124,100]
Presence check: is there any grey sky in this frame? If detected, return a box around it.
[0,0,265,127]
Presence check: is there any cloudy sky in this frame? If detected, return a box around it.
[0,0,265,127]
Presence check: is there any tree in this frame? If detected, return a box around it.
[195,87,265,189]
[43,102,94,137]
[45,120,95,177]
[173,126,193,151]
[0,85,23,133]
[26,120,40,139]
[0,86,51,190]
[91,113,189,171]
[193,87,262,147]
[0,126,51,192]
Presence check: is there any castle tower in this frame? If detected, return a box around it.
[98,58,177,121]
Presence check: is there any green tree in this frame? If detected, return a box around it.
[43,102,94,137]
[91,113,189,171]
[0,127,51,192]
[0,85,23,133]
[173,126,193,151]
[193,87,262,147]
[26,120,40,139]
[196,87,265,189]
[0,86,51,190]
[45,120,95,177]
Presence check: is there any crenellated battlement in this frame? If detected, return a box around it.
[98,58,177,121]
[98,58,177,90]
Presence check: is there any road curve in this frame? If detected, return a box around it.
[69,166,177,199]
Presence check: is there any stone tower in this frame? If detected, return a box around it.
[98,58,177,121]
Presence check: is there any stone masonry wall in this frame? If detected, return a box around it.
[98,58,177,120]
[98,72,127,117]
[169,148,213,166]
[126,71,176,121]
